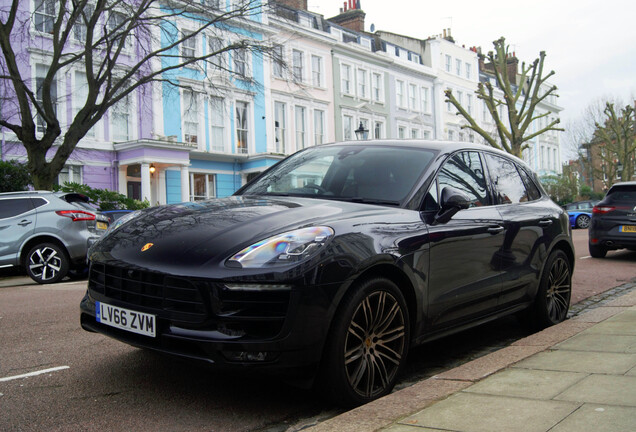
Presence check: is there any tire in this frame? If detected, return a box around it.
[575,214,590,229]
[319,278,409,407]
[589,242,607,258]
[530,250,571,329]
[24,243,69,284]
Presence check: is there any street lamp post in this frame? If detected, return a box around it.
[355,122,369,140]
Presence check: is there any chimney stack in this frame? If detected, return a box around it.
[329,2,366,33]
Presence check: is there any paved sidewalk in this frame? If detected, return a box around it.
[310,287,636,432]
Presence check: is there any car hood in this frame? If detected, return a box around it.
[90,196,405,274]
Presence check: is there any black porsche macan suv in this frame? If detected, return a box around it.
[81,141,574,406]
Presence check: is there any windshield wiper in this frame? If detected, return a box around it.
[326,196,401,206]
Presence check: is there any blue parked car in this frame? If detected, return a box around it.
[563,200,598,229]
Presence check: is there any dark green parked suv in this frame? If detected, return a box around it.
[0,191,109,283]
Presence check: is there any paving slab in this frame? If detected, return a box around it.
[554,333,636,353]
[605,292,636,307]
[512,321,593,347]
[512,350,636,374]
[572,306,629,323]
[432,345,545,381]
[549,404,636,432]
[398,393,580,432]
[463,368,587,399]
[382,424,452,432]
[582,320,636,335]
[555,374,636,407]
[605,309,636,322]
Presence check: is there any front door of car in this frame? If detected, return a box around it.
[0,197,36,266]
[422,151,505,331]
[483,153,559,308]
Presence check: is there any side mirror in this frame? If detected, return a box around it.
[434,187,471,224]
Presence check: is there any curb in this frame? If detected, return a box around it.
[308,286,636,432]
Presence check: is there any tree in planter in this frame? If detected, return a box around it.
[445,37,563,158]
[0,0,268,189]
[592,103,635,183]
[0,159,31,191]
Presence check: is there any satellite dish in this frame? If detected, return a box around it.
[370,23,375,33]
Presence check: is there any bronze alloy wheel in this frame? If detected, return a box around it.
[343,290,406,399]
[545,254,571,323]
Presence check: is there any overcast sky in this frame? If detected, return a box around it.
[310,0,636,125]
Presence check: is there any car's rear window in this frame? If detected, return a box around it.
[606,187,636,203]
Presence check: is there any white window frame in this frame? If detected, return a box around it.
[73,70,95,138]
[372,72,382,102]
[190,173,216,201]
[357,68,367,99]
[465,62,472,80]
[311,55,322,87]
[456,58,462,76]
[235,101,249,154]
[233,48,249,78]
[467,94,473,115]
[313,109,324,146]
[182,89,200,147]
[295,105,306,150]
[209,97,225,152]
[445,55,452,72]
[292,49,304,82]
[408,83,417,110]
[35,63,57,135]
[111,92,132,142]
[272,44,284,78]
[274,101,286,153]
[343,114,353,140]
[208,36,226,73]
[181,30,197,62]
[396,80,405,108]
[420,86,429,113]
[34,0,55,34]
[57,165,82,186]
[373,120,384,139]
[341,64,352,95]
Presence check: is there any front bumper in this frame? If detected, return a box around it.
[80,276,343,376]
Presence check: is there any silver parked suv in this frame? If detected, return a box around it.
[0,191,109,284]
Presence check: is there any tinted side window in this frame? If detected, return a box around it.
[484,154,530,204]
[517,167,542,201]
[0,198,34,218]
[31,197,48,209]
[437,151,489,207]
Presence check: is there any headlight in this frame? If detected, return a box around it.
[227,226,334,268]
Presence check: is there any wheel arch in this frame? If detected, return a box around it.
[20,235,70,266]
[326,263,419,348]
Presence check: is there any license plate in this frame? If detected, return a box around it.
[619,225,636,233]
[96,301,156,337]
[97,221,108,230]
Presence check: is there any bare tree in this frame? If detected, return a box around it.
[593,102,636,183]
[445,37,563,158]
[0,0,269,189]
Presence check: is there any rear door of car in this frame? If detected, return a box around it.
[482,153,560,309]
[0,197,36,266]
[424,151,506,330]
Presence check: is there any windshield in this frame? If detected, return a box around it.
[237,145,436,205]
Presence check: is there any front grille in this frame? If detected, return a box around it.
[89,263,206,323]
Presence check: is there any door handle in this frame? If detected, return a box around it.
[538,219,553,227]
[18,220,32,226]
[487,225,504,234]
